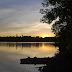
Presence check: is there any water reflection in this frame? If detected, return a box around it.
[0,42,59,58]
[0,42,59,72]
[0,42,42,48]
[0,42,56,48]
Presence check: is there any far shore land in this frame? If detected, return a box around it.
[0,36,59,42]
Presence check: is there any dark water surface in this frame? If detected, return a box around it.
[0,42,59,72]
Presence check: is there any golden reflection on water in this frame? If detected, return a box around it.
[0,42,59,58]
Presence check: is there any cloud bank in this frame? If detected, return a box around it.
[0,0,55,37]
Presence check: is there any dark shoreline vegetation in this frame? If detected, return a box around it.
[38,0,72,71]
[0,36,59,42]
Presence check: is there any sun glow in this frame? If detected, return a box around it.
[42,34,49,38]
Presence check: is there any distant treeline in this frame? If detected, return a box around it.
[0,36,59,42]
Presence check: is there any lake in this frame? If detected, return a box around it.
[0,42,59,72]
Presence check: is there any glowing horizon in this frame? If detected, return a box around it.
[0,0,56,37]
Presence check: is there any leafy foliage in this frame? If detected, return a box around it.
[39,1,72,72]
[40,0,72,36]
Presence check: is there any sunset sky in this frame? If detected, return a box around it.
[0,0,56,37]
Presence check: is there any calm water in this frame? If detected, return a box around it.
[0,42,59,72]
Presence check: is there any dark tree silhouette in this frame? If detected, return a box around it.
[40,0,72,41]
[40,0,72,72]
